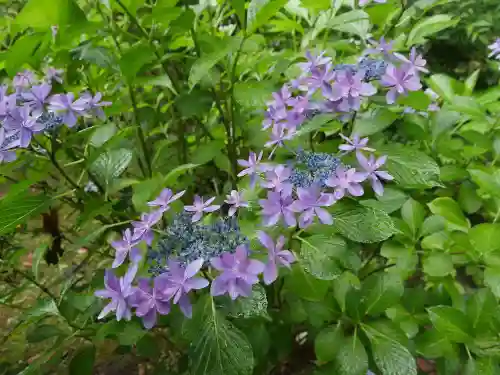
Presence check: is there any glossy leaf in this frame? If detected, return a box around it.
[298,234,346,280]
[427,306,473,343]
[428,197,469,232]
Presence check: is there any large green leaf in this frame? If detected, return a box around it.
[315,325,342,362]
[26,324,65,343]
[353,108,398,137]
[332,202,396,243]
[427,197,469,233]
[188,296,254,375]
[318,333,368,375]
[225,285,269,319]
[401,198,426,238]
[466,289,497,333]
[234,81,276,108]
[415,329,455,358]
[407,14,457,45]
[330,10,371,39]
[119,43,156,83]
[378,144,441,189]
[189,38,241,87]
[362,273,403,316]
[469,224,500,257]
[247,0,288,33]
[5,34,44,76]
[361,187,408,214]
[69,345,96,375]
[297,234,346,280]
[89,149,133,189]
[423,253,455,277]
[0,192,51,236]
[285,265,329,301]
[15,0,87,29]
[427,306,473,344]
[363,325,417,375]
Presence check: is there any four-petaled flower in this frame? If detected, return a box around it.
[237,151,270,187]
[364,37,393,57]
[156,258,209,318]
[261,164,293,196]
[48,93,88,127]
[129,277,171,329]
[210,245,265,300]
[45,67,64,84]
[111,228,142,268]
[259,190,297,227]
[488,38,500,59]
[258,231,295,284]
[326,166,367,199]
[325,70,377,111]
[148,188,185,212]
[356,152,394,196]
[381,64,422,104]
[95,264,137,321]
[339,133,375,154]
[3,105,45,148]
[21,84,52,116]
[79,92,112,119]
[290,186,335,228]
[132,210,162,245]
[224,190,249,216]
[0,128,16,164]
[184,195,220,222]
[394,47,429,74]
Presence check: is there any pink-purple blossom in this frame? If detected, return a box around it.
[129,277,171,329]
[210,245,265,300]
[339,133,375,154]
[356,153,394,196]
[111,228,142,268]
[488,38,500,59]
[363,37,394,58]
[184,195,220,222]
[156,258,208,318]
[381,64,422,104]
[224,190,249,216]
[259,190,297,227]
[394,47,429,74]
[326,166,367,199]
[131,210,162,245]
[258,231,295,285]
[148,188,185,212]
[45,67,64,84]
[21,84,52,116]
[3,105,45,148]
[324,70,377,111]
[237,151,269,187]
[48,93,88,127]
[289,186,335,228]
[79,92,112,119]
[261,164,293,196]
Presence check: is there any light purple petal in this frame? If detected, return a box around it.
[263,260,278,285]
[315,207,333,224]
[184,258,204,279]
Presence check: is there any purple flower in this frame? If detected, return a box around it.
[0,92,16,120]
[13,70,35,90]
[326,166,366,199]
[79,92,112,119]
[237,151,269,187]
[258,231,295,284]
[298,51,332,74]
[129,277,171,329]
[394,47,429,74]
[48,93,87,127]
[148,188,185,212]
[356,153,394,196]
[95,264,137,321]
[324,70,377,110]
[210,245,265,300]
[44,67,64,84]
[259,190,296,227]
[261,164,293,196]
[488,38,500,59]
[290,186,335,227]
[339,133,375,153]
[156,258,208,318]
[0,128,16,163]
[132,210,162,245]
[363,37,394,58]
[184,195,220,222]
[381,64,422,104]
[111,228,142,268]
[21,84,52,115]
[360,0,386,5]
[224,190,249,216]
[3,105,45,148]
[265,124,296,157]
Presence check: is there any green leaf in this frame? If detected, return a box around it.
[468,169,500,198]
[188,296,254,375]
[226,284,269,319]
[361,187,408,214]
[247,0,288,33]
[415,329,455,358]
[163,163,200,186]
[484,267,500,298]
[234,81,275,108]
[398,90,432,111]
[231,0,246,28]
[427,306,473,343]
[136,334,161,358]
[331,202,396,243]
[89,149,133,189]
[15,0,86,30]
[466,289,497,332]
[117,321,146,346]
[315,325,342,362]
[332,334,369,375]
[353,108,398,136]
[298,234,346,280]
[89,124,117,147]
[469,224,500,257]
[427,197,469,233]
[407,14,457,46]
[285,265,329,301]
[464,69,480,96]
[5,34,44,76]
[423,253,455,277]
[189,38,241,88]
[363,325,417,375]
[428,74,456,102]
[362,273,404,316]
[378,144,441,188]
[119,43,155,83]
[26,324,65,343]
[420,215,446,237]
[295,114,340,137]
[192,140,225,164]
[32,244,48,281]
[330,10,371,39]
[69,345,95,375]
[0,192,51,236]
[401,198,426,238]
[458,182,482,214]
[113,0,144,15]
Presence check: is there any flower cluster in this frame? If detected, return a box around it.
[488,38,500,69]
[0,68,111,163]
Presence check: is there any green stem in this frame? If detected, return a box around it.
[128,86,153,178]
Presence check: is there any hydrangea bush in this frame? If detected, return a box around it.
[2,0,500,374]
